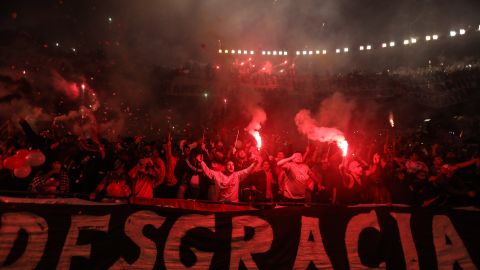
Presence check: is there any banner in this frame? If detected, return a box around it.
[0,198,479,269]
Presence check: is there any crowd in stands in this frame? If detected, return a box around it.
[1,116,479,207]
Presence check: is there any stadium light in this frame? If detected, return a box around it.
[284,51,288,56]
[459,29,466,35]
[403,40,409,45]
[322,49,327,54]
[335,49,340,53]
[296,51,300,55]
[279,51,283,55]
[231,50,236,54]
[450,30,457,37]
[224,49,229,54]
[382,43,387,48]
[432,34,438,40]
[273,51,277,55]
[315,50,320,55]
[218,49,222,53]
[302,51,307,55]
[478,25,480,31]
[250,50,254,55]
[267,51,271,55]
[243,50,248,54]
[359,46,364,51]
[425,35,431,41]
[410,38,417,44]
[308,51,313,55]
[261,51,265,55]
[366,45,371,50]
[389,41,395,47]
[238,50,242,54]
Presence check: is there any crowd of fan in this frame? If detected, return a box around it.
[1,118,479,207]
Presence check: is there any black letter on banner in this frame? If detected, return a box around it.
[58,214,110,269]
[433,215,475,269]
[230,215,273,269]
[164,214,215,269]
[110,210,166,269]
[293,216,333,269]
[345,210,385,269]
[391,213,419,269]
[0,212,48,269]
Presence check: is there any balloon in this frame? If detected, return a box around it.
[26,151,46,167]
[3,156,27,170]
[15,149,30,159]
[106,183,126,197]
[13,166,31,178]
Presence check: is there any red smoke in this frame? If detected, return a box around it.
[295,109,348,156]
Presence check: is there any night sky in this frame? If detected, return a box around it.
[2,0,479,65]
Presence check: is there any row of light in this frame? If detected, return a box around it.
[218,27,477,56]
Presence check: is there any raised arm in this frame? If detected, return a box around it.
[237,159,259,181]
[450,158,480,171]
[200,161,218,181]
[277,154,295,167]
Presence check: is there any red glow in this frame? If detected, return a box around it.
[284,60,288,64]
[215,65,220,69]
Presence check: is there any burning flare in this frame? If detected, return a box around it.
[250,130,262,150]
[389,111,395,128]
[338,139,348,157]
[246,107,267,151]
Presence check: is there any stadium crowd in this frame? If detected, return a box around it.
[0,115,479,207]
